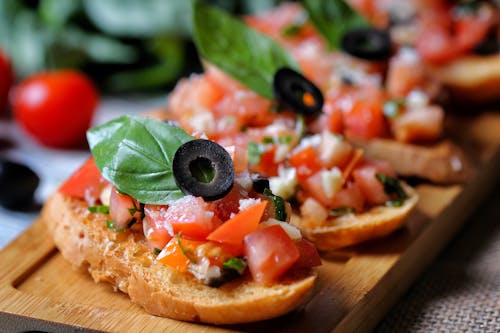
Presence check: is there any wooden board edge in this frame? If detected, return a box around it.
[332,147,500,333]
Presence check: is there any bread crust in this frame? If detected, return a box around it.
[41,192,317,324]
[290,183,418,250]
[429,54,500,104]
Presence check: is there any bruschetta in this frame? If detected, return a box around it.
[41,116,321,324]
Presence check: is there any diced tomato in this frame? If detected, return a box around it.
[244,225,300,284]
[352,160,394,206]
[325,106,344,134]
[58,157,107,203]
[252,145,280,177]
[302,171,330,206]
[329,181,365,213]
[144,204,173,250]
[148,196,220,240]
[292,238,322,269]
[343,100,388,140]
[454,10,495,54]
[211,183,248,222]
[156,237,205,273]
[392,106,444,143]
[207,201,267,254]
[289,146,322,182]
[224,145,248,173]
[319,132,353,169]
[143,218,171,252]
[386,52,425,99]
[213,89,274,127]
[109,188,142,230]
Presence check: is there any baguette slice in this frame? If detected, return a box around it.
[290,183,418,251]
[41,191,317,324]
[351,139,473,185]
[429,54,500,104]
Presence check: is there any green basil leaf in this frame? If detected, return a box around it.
[302,0,369,49]
[192,1,300,99]
[88,205,110,214]
[87,115,194,204]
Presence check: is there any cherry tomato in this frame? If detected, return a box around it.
[0,50,13,113]
[13,70,98,147]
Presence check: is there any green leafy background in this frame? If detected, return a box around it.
[0,0,280,94]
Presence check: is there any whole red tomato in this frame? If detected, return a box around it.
[13,70,99,148]
[0,50,13,113]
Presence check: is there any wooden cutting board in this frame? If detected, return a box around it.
[0,112,499,333]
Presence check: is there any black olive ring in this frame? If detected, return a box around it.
[0,158,40,210]
[341,27,392,61]
[172,139,234,201]
[273,67,324,116]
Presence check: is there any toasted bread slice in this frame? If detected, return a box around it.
[41,191,317,324]
[352,139,473,185]
[290,183,418,250]
[429,54,500,104]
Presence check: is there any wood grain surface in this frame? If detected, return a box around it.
[0,112,499,333]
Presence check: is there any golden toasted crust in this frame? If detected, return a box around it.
[41,192,316,324]
[290,183,418,250]
[429,54,500,104]
[352,139,473,185]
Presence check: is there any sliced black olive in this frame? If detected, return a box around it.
[0,158,40,210]
[341,27,392,61]
[251,174,269,194]
[273,67,324,116]
[173,139,234,201]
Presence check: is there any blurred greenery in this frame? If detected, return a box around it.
[0,0,280,94]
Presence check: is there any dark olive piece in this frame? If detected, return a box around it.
[0,158,40,210]
[273,67,324,116]
[251,174,270,194]
[341,27,392,61]
[474,31,499,55]
[173,139,234,201]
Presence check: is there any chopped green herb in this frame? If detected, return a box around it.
[385,200,403,207]
[222,257,247,274]
[262,137,275,144]
[282,23,303,36]
[105,219,125,232]
[330,206,355,217]
[247,142,266,165]
[279,135,293,144]
[88,205,110,214]
[375,173,408,200]
[264,188,287,221]
[153,247,162,255]
[295,114,305,139]
[262,135,293,145]
[177,232,196,263]
[454,1,481,17]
